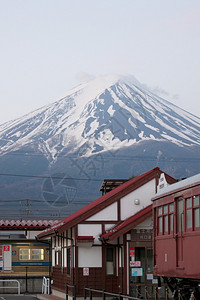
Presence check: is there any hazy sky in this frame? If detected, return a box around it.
[0,0,200,124]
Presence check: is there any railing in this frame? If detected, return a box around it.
[133,284,170,299]
[42,276,50,295]
[66,283,76,300]
[84,286,140,300]
[0,279,20,295]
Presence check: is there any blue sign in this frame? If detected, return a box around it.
[12,262,49,266]
[131,268,143,277]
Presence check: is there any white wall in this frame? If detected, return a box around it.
[78,224,102,244]
[26,231,41,239]
[78,246,102,267]
[135,217,153,230]
[120,179,155,220]
[86,202,118,221]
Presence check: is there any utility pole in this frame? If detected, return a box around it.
[26,199,30,217]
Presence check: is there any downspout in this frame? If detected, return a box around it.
[35,237,51,278]
[117,238,124,294]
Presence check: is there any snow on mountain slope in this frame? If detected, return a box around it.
[0,74,200,161]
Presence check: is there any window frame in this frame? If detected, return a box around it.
[105,246,116,276]
[19,248,44,261]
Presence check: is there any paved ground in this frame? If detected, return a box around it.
[0,296,38,300]
[0,295,64,300]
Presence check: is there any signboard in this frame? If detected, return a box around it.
[12,262,49,266]
[83,267,89,276]
[0,246,2,270]
[4,245,10,251]
[3,244,12,271]
[131,229,152,241]
[147,273,153,280]
[130,261,141,267]
[130,247,135,256]
[131,268,143,277]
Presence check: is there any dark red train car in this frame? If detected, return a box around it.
[152,173,200,298]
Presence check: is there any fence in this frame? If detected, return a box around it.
[42,276,50,295]
[66,283,76,300]
[0,279,20,295]
[84,286,140,300]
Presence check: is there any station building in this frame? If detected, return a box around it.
[0,219,57,293]
[38,167,176,299]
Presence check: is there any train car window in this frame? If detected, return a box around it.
[19,249,30,260]
[194,195,199,206]
[158,206,163,234]
[32,249,44,260]
[194,195,200,228]
[186,197,192,208]
[169,203,174,212]
[186,198,192,229]
[163,205,168,233]
[163,205,168,214]
[158,206,162,215]
[194,208,200,228]
[170,214,173,232]
[169,203,174,233]
[164,215,168,233]
[178,200,184,232]
[158,216,162,234]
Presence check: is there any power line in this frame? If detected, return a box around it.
[0,173,103,181]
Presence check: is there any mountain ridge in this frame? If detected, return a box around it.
[0,74,200,163]
[0,74,200,218]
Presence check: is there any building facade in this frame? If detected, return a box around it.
[38,167,176,299]
[0,219,57,293]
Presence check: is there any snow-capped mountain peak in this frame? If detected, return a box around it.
[0,74,200,161]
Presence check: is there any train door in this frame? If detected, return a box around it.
[175,198,184,268]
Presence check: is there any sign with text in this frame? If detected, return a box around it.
[131,268,143,277]
[131,229,152,241]
[130,247,135,256]
[4,245,10,251]
[130,261,141,267]
[83,267,89,276]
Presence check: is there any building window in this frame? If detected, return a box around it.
[106,247,115,275]
[19,248,44,260]
[67,248,71,275]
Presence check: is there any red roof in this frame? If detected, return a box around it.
[100,204,153,241]
[38,167,176,239]
[0,219,58,230]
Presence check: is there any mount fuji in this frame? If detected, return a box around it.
[0,74,200,218]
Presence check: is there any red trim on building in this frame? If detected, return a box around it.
[38,167,176,239]
[75,236,94,241]
[100,204,153,241]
